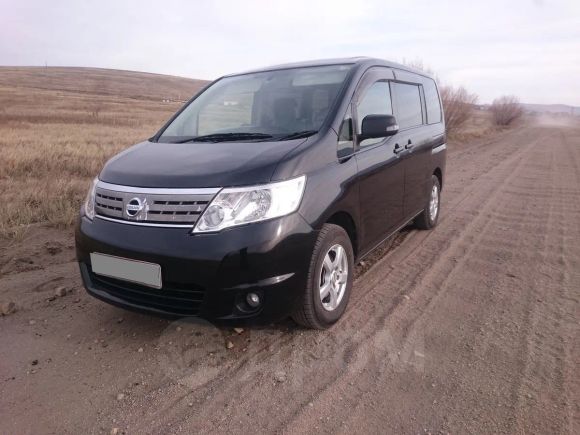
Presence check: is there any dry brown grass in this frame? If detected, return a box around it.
[446,108,496,142]
[440,86,479,133]
[0,67,207,238]
[490,95,524,126]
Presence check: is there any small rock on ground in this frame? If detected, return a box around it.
[1,301,17,316]
[54,286,70,297]
[274,371,287,383]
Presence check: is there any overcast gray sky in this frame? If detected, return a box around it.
[1,0,579,105]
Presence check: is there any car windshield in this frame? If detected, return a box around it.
[158,64,353,143]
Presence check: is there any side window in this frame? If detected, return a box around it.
[337,106,354,158]
[356,81,393,147]
[391,82,423,129]
[424,79,442,124]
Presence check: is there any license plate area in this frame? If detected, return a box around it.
[90,253,162,289]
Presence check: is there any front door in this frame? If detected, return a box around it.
[354,68,405,253]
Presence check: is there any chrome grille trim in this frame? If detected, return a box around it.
[94,181,220,227]
[95,215,196,228]
[97,181,221,195]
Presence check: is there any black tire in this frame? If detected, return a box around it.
[292,224,354,329]
[415,175,441,230]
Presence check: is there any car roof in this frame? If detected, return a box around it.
[224,57,434,80]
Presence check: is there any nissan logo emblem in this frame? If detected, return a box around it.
[125,197,144,217]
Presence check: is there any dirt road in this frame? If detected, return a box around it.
[1,120,579,434]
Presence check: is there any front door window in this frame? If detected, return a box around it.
[356,81,393,148]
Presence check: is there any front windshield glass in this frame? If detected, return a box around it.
[158,64,353,142]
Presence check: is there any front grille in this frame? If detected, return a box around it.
[94,181,219,226]
[89,270,206,316]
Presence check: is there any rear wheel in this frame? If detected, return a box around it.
[415,175,441,230]
[292,224,354,329]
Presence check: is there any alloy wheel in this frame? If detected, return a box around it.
[429,184,439,221]
[319,244,348,311]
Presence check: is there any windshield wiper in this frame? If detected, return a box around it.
[177,133,273,143]
[277,130,318,141]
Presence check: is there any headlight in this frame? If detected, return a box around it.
[193,175,306,233]
[84,177,98,220]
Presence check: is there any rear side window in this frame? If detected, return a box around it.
[392,82,423,129]
[424,79,442,124]
[356,81,393,147]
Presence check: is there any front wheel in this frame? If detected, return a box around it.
[292,224,354,329]
[415,175,441,230]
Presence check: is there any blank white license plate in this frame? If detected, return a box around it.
[90,253,162,289]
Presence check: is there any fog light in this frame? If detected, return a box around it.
[246,292,261,308]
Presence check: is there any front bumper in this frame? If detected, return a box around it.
[75,213,317,321]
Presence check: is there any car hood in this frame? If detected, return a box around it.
[98,138,307,188]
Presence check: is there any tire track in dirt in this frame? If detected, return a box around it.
[281,127,554,434]
[560,129,580,434]
[509,128,580,434]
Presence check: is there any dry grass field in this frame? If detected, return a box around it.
[0,67,208,238]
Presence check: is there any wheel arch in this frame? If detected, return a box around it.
[433,167,443,190]
[326,211,358,259]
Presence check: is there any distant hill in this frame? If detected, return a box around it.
[0,66,210,102]
[522,103,580,116]
[3,67,577,118]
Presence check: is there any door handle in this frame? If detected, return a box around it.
[393,143,403,154]
[405,139,414,150]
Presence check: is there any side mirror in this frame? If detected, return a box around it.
[359,114,399,141]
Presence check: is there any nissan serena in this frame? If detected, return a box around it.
[75,57,446,329]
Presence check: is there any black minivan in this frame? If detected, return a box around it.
[76,57,446,329]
